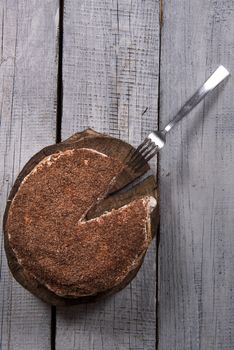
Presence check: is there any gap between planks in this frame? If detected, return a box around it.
[156,0,163,347]
[51,0,64,348]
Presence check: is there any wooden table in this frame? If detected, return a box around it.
[0,1,234,349]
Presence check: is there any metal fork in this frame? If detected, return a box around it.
[125,65,230,172]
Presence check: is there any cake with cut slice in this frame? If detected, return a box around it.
[4,129,159,305]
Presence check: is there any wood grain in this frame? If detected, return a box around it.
[0,0,59,348]
[56,0,159,349]
[159,1,234,349]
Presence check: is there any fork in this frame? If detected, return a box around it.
[125,65,230,172]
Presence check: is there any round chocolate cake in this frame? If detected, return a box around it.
[4,129,159,305]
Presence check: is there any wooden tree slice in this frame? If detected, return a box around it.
[4,129,158,305]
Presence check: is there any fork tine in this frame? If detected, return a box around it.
[131,144,156,172]
[126,138,150,165]
[140,142,156,159]
[124,136,159,173]
[133,161,148,173]
[144,146,159,162]
[126,146,148,170]
[127,150,143,169]
[131,138,151,161]
[137,138,151,153]
[124,147,135,163]
[129,146,153,170]
[130,155,146,172]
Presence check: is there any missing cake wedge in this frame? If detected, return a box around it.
[3,129,159,305]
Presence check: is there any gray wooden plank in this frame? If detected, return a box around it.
[159,1,234,349]
[0,1,59,349]
[56,0,159,349]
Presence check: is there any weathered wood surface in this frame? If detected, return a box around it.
[1,0,234,349]
[159,1,234,349]
[0,1,59,349]
[56,0,159,349]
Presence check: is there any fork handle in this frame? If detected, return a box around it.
[163,65,230,134]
